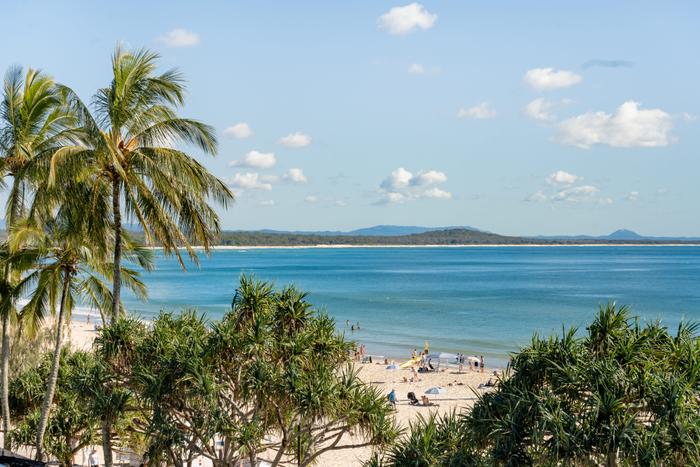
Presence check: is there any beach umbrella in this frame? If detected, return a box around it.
[467,356,480,363]
[436,352,457,360]
[425,387,447,395]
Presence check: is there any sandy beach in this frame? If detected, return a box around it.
[60,318,495,466]
[314,360,495,466]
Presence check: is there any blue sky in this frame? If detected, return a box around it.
[2,1,698,235]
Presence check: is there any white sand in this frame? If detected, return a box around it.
[61,321,495,466]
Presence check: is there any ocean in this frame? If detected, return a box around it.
[119,246,700,367]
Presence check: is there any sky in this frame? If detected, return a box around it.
[1,1,698,236]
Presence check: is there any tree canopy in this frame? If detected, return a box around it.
[373,304,700,467]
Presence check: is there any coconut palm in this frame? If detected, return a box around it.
[0,66,75,448]
[50,45,232,323]
[8,204,150,461]
[0,245,35,448]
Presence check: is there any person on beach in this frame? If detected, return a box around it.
[480,355,485,373]
[88,449,98,467]
[412,348,417,359]
[351,324,355,332]
[388,389,397,409]
[411,366,421,382]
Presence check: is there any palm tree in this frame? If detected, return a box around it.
[0,245,34,448]
[0,66,73,448]
[51,45,233,323]
[8,206,150,462]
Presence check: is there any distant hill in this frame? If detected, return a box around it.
[214,228,699,247]
[257,225,479,237]
[538,229,700,242]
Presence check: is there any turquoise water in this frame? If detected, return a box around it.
[121,246,700,366]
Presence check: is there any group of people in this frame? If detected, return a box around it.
[352,343,367,362]
[456,353,485,373]
[387,389,435,409]
[346,319,361,332]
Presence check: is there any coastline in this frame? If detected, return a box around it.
[150,243,700,250]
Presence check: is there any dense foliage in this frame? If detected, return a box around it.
[0,45,229,463]
[373,304,700,466]
[212,229,692,247]
[8,276,398,466]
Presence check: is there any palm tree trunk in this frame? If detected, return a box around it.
[101,417,114,467]
[111,178,122,324]
[35,270,71,461]
[1,310,10,449]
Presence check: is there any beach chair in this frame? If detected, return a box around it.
[407,391,419,405]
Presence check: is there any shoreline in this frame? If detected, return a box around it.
[148,243,700,250]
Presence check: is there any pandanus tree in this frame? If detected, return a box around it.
[50,45,233,323]
[9,349,103,467]
[0,66,75,448]
[373,304,700,466]
[7,203,150,461]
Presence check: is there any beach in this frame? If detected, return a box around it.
[316,359,495,466]
[62,318,494,466]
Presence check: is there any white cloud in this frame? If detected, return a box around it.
[228,173,272,191]
[377,167,451,204]
[378,3,437,35]
[381,167,414,191]
[682,112,697,122]
[158,29,200,47]
[335,200,348,207]
[525,98,556,121]
[558,101,673,148]
[413,170,448,186]
[380,192,408,204]
[259,200,275,207]
[422,187,452,199]
[304,195,318,203]
[552,185,599,202]
[625,191,639,201]
[524,68,582,90]
[229,150,277,169]
[546,170,579,186]
[527,172,611,204]
[279,132,312,148]
[224,123,253,139]
[457,103,496,120]
[283,168,308,184]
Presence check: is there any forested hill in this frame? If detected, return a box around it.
[214,228,696,246]
[1,227,696,246]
